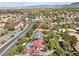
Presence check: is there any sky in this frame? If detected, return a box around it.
[0,2,72,7]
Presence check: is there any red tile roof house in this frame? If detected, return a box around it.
[32,39,45,50]
[26,39,45,55]
[26,48,34,55]
[5,20,23,30]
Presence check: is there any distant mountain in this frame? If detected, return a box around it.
[23,2,79,8]
[60,2,79,7]
[0,5,66,9]
[29,5,64,8]
[0,2,79,9]
[70,2,79,6]
[64,2,79,7]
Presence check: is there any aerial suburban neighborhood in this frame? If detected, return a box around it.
[0,2,79,56]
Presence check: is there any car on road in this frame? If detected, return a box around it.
[11,35,15,37]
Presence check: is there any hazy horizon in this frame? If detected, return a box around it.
[0,2,72,7]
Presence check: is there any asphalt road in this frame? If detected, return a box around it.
[0,29,21,41]
[0,21,35,56]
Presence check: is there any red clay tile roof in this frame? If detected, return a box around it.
[32,39,44,48]
[26,48,33,54]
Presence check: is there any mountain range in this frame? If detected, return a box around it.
[0,2,79,9]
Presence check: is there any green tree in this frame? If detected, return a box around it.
[27,29,33,37]
[41,24,49,29]
[54,45,64,56]
[46,42,52,50]
[15,45,24,53]
[17,38,27,45]
[69,35,77,48]
[33,21,40,29]
[7,49,17,56]
[60,33,77,49]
